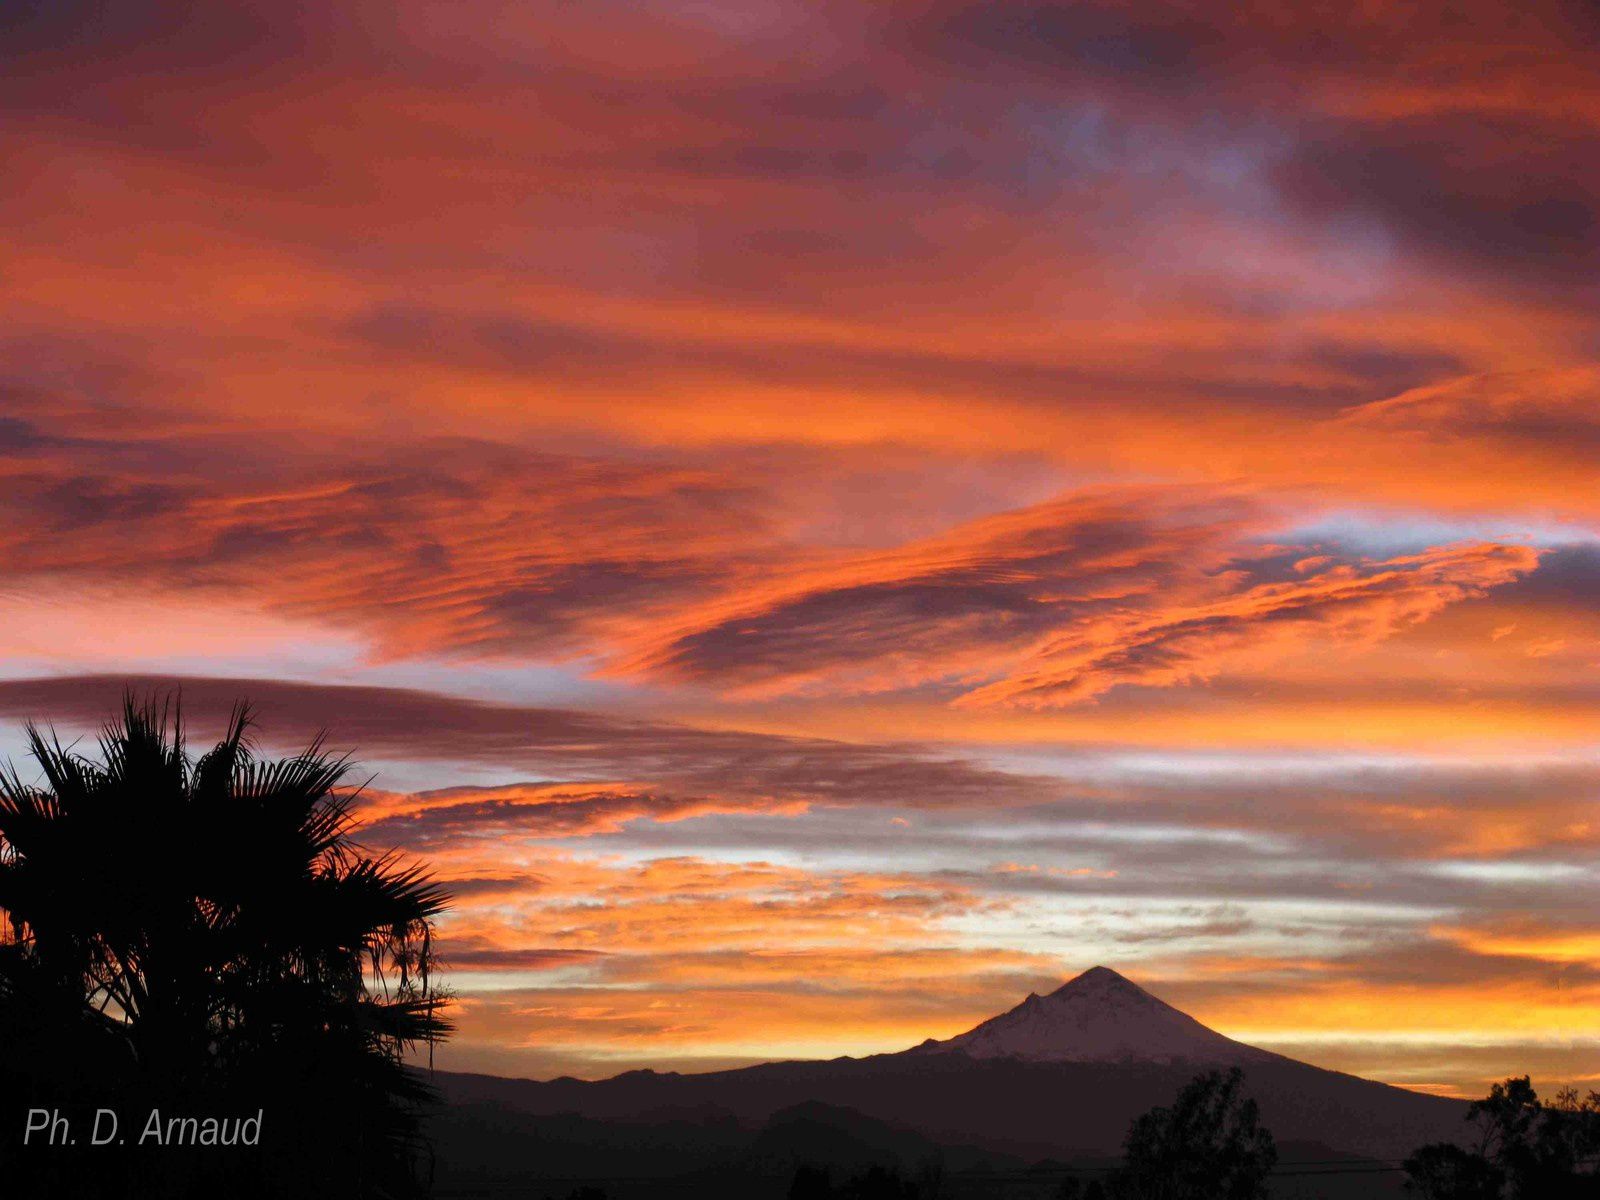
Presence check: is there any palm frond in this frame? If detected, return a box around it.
[0,691,455,1194]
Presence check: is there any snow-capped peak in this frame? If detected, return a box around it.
[909,966,1276,1066]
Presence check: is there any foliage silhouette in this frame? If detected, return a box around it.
[789,1164,835,1199]
[785,1161,940,1199]
[0,695,452,1198]
[1403,1143,1505,1200]
[1107,1067,1276,1200]
[1403,1076,1600,1199]
[1054,1177,1107,1199]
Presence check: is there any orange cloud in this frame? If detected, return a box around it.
[1432,920,1600,965]
[619,488,1538,706]
[408,850,1053,1064]
[355,781,811,842]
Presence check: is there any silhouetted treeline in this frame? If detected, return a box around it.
[784,1067,1275,1200]
[767,1063,1600,1200]
[0,697,452,1200]
[1403,1076,1600,1199]
[788,1160,948,1199]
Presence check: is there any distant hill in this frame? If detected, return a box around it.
[426,966,1468,1196]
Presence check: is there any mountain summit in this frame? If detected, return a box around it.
[909,965,1278,1065]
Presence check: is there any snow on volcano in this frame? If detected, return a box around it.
[908,966,1281,1066]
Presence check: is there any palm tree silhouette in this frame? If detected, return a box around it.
[0,694,452,1198]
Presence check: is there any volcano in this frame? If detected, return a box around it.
[430,966,1470,1190]
[909,964,1282,1065]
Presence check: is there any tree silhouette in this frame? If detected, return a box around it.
[1054,1177,1107,1199]
[0,696,452,1198]
[785,1162,938,1199]
[1109,1067,1276,1200]
[789,1164,835,1199]
[1403,1143,1505,1200]
[1403,1076,1600,1199]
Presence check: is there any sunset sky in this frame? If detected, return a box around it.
[3,1,1599,1099]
